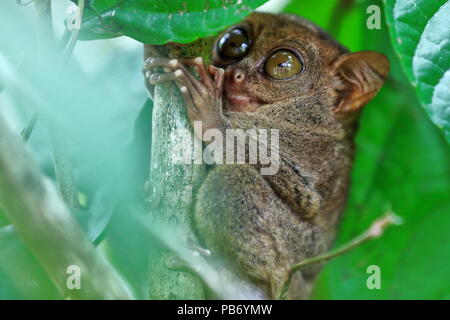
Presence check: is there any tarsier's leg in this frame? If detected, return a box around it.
[143,57,229,139]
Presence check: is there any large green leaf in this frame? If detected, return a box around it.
[285,0,450,299]
[326,85,450,299]
[76,0,268,43]
[384,0,450,142]
[323,3,450,299]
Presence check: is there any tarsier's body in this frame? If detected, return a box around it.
[144,13,389,299]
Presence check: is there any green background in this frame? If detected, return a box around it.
[0,0,449,299]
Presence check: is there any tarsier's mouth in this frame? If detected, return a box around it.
[224,91,263,112]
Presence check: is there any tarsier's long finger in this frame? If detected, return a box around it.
[144,58,196,83]
[173,69,204,105]
[208,65,225,93]
[143,57,179,71]
[146,57,210,95]
[143,69,155,100]
[181,57,214,92]
[146,71,177,85]
[177,84,199,114]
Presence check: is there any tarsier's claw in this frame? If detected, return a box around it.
[144,57,179,70]
[148,72,177,85]
[144,57,152,65]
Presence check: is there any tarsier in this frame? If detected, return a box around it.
[144,12,389,299]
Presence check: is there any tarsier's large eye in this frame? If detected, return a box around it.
[264,50,303,80]
[217,28,250,60]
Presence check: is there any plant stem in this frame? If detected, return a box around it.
[49,130,79,208]
[145,40,215,299]
[278,212,402,300]
[33,0,79,207]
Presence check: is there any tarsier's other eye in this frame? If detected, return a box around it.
[264,50,303,80]
[217,28,250,60]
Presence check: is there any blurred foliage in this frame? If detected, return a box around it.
[384,0,450,142]
[0,0,449,300]
[284,0,450,299]
[0,226,59,299]
[74,0,268,43]
[0,0,147,299]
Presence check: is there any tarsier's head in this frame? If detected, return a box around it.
[212,12,389,116]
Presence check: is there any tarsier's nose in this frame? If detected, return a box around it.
[232,69,246,83]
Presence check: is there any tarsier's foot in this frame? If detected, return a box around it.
[144,57,228,139]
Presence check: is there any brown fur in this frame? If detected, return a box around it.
[194,13,388,299]
[144,12,389,299]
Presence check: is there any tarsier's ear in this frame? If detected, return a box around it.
[332,51,390,113]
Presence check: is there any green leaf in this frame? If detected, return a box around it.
[326,84,450,299]
[324,0,450,297]
[284,0,450,299]
[76,0,268,44]
[384,0,450,142]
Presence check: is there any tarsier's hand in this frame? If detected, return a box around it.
[144,57,228,139]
